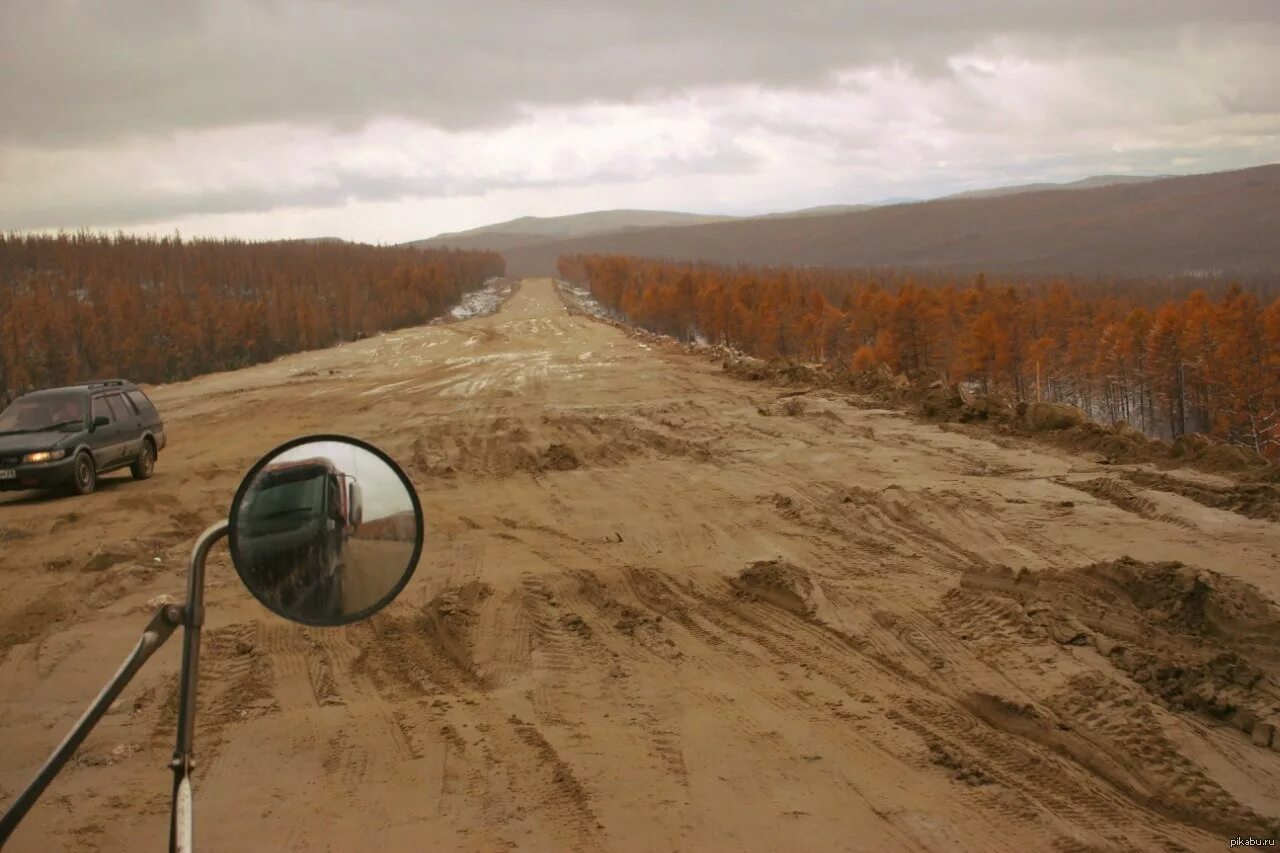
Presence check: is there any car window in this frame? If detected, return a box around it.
[0,393,86,433]
[127,390,157,417]
[105,394,131,421]
[91,396,112,424]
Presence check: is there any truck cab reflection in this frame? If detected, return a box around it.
[237,457,363,621]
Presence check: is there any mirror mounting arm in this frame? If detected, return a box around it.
[0,603,185,845]
[169,520,228,853]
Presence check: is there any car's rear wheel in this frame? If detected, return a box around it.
[131,440,156,480]
[70,453,97,496]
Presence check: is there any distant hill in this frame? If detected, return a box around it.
[499,164,1280,279]
[405,209,738,252]
[943,174,1167,201]
[405,207,896,254]
[403,174,1198,266]
[749,204,876,220]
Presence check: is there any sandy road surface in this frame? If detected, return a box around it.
[1,279,1278,851]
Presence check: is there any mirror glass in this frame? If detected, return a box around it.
[229,437,422,626]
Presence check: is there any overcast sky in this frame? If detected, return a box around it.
[3,1,1279,242]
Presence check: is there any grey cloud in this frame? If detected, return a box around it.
[4,0,1279,236]
[3,0,1278,146]
[0,138,761,230]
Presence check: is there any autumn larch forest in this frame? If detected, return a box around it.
[557,254,1280,459]
[0,233,505,402]
[4,233,1277,460]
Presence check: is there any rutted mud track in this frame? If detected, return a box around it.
[1,279,1278,851]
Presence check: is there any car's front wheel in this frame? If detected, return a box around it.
[70,452,97,496]
[131,441,156,481]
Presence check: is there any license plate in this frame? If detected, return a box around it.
[0,469,15,480]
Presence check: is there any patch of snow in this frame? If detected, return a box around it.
[554,279,613,319]
[443,277,517,321]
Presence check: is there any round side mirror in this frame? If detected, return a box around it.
[228,435,423,626]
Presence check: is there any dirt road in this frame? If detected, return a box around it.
[1,279,1278,851]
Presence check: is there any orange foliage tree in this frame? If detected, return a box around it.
[558,254,1280,457]
[0,233,504,400]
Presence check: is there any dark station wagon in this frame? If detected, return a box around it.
[0,379,167,496]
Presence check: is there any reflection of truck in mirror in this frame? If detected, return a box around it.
[239,457,362,609]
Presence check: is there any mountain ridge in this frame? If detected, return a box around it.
[405,209,737,251]
[402,173,1174,257]
[496,164,1280,279]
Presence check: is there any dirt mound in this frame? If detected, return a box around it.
[1023,600,1093,644]
[998,407,1276,486]
[721,357,770,382]
[1080,557,1277,638]
[777,396,806,416]
[1021,401,1088,431]
[406,416,542,479]
[920,384,1024,425]
[425,581,493,670]
[1059,477,1158,518]
[411,436,459,477]
[537,443,581,471]
[1121,470,1280,521]
[1203,443,1268,471]
[1170,433,1272,473]
[1041,420,1161,463]
[960,393,1013,422]
[1172,433,1212,458]
[410,409,710,480]
[1247,464,1280,484]
[1034,420,1273,479]
[919,385,964,419]
[1116,647,1265,719]
[731,560,818,617]
[723,357,826,386]
[541,411,715,466]
[1045,427,1268,475]
[960,557,1280,735]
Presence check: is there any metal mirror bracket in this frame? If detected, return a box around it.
[169,520,227,853]
[0,520,229,853]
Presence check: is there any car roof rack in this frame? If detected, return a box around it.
[85,379,127,389]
